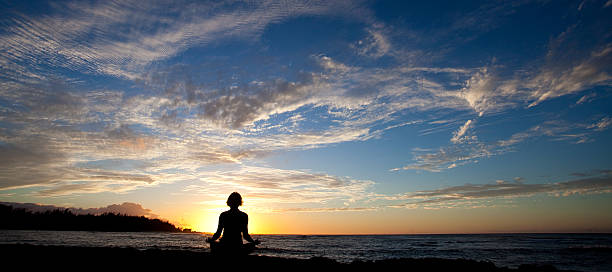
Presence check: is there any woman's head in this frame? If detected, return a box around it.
[226,192,243,208]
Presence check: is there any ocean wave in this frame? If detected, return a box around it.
[258,246,317,255]
[565,245,612,252]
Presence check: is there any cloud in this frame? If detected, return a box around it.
[142,55,392,133]
[588,117,611,131]
[457,69,498,116]
[139,54,462,144]
[1,43,608,194]
[497,121,569,147]
[0,139,70,190]
[576,93,597,104]
[272,207,378,213]
[527,45,612,107]
[391,143,493,172]
[1,1,611,199]
[452,68,524,116]
[184,166,374,211]
[398,175,612,207]
[0,78,385,194]
[5,12,609,184]
[445,30,611,116]
[30,168,156,197]
[394,119,608,172]
[354,24,391,58]
[86,202,156,217]
[512,177,524,182]
[0,202,157,217]
[499,118,610,146]
[0,123,170,194]
[0,1,366,81]
[570,169,612,177]
[450,119,475,143]
[317,55,353,73]
[196,76,321,129]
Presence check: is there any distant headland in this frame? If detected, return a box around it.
[0,204,193,233]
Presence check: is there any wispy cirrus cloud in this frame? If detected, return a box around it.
[394,118,611,172]
[527,45,612,107]
[185,166,374,208]
[0,0,367,81]
[271,207,377,213]
[391,143,493,172]
[450,119,475,144]
[353,24,391,58]
[454,31,612,115]
[588,117,612,131]
[389,175,612,209]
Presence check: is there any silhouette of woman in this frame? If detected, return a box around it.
[206,192,260,254]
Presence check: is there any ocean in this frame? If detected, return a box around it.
[1,230,610,271]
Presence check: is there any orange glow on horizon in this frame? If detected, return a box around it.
[158,194,612,235]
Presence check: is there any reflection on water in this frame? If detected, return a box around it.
[1,230,611,272]
[0,230,209,251]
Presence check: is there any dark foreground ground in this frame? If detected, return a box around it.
[0,244,573,271]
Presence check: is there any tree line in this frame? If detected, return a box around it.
[0,204,183,232]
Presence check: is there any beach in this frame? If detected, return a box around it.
[0,244,569,271]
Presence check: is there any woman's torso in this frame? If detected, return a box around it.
[220,209,247,245]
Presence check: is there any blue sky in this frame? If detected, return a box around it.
[0,0,611,233]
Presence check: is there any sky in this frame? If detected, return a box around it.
[0,0,611,234]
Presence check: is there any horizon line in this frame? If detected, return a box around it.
[195,231,612,236]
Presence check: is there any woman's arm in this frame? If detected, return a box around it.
[243,231,255,243]
[242,214,258,244]
[208,214,223,241]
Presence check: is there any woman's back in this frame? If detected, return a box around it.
[219,209,248,245]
